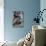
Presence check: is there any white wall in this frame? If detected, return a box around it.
[0,0,4,8]
[0,0,4,42]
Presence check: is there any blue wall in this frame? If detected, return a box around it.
[4,0,40,42]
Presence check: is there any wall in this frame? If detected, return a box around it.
[40,0,46,27]
[0,0,4,7]
[40,0,46,45]
[0,0,4,42]
[4,0,40,42]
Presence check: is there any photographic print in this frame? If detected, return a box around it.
[12,11,24,27]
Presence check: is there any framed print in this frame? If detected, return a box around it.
[12,11,24,27]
